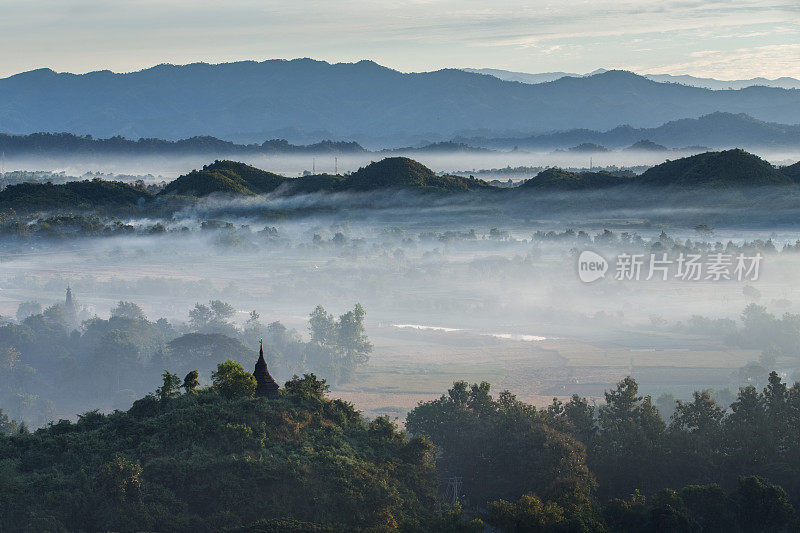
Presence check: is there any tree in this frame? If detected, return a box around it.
[212,359,256,399]
[283,373,328,401]
[188,303,213,331]
[182,370,199,394]
[592,377,666,499]
[110,301,146,320]
[563,394,596,441]
[488,493,567,532]
[337,303,373,368]
[0,407,18,435]
[209,300,235,323]
[670,390,724,434]
[732,476,796,532]
[155,371,181,401]
[406,381,595,511]
[15,301,41,323]
[309,305,335,346]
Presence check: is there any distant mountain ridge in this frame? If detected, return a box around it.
[1,59,799,145]
[0,113,797,157]
[457,112,800,150]
[464,68,800,90]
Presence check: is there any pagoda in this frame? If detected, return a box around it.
[64,286,80,331]
[253,339,280,399]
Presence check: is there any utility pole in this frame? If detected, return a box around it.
[335,156,338,175]
[444,476,463,506]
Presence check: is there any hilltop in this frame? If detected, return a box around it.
[345,157,493,192]
[0,374,437,531]
[160,160,288,196]
[1,60,798,143]
[638,149,793,187]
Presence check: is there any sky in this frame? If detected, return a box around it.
[0,0,798,79]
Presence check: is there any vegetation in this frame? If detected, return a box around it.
[638,148,793,187]
[3,368,799,531]
[406,374,800,531]
[0,371,438,531]
[344,157,493,192]
[159,157,493,198]
[0,132,367,156]
[160,161,288,196]
[0,179,151,213]
[519,168,630,190]
[0,299,371,427]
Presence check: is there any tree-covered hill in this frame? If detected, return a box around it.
[0,179,151,213]
[518,149,794,192]
[781,161,800,183]
[345,157,493,192]
[159,160,288,196]
[0,373,438,532]
[638,149,793,187]
[159,157,492,198]
[518,168,631,191]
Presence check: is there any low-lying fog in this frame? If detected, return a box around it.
[4,147,799,181]
[3,152,800,426]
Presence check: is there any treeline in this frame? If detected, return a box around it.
[407,374,800,531]
[2,369,798,531]
[0,132,366,155]
[0,298,371,427]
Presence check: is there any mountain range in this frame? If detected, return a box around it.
[464,68,800,91]
[0,112,796,157]
[456,112,800,151]
[1,59,799,147]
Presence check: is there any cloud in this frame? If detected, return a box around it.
[640,43,800,79]
[0,0,797,78]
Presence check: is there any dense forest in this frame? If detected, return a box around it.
[2,368,798,531]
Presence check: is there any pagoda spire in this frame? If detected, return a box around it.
[253,339,279,398]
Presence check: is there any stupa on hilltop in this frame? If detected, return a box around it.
[253,339,280,399]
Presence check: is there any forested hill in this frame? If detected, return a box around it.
[0,373,440,531]
[159,157,493,197]
[2,151,799,215]
[520,149,798,190]
[160,160,289,196]
[1,59,799,140]
[0,179,151,213]
[637,149,794,187]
